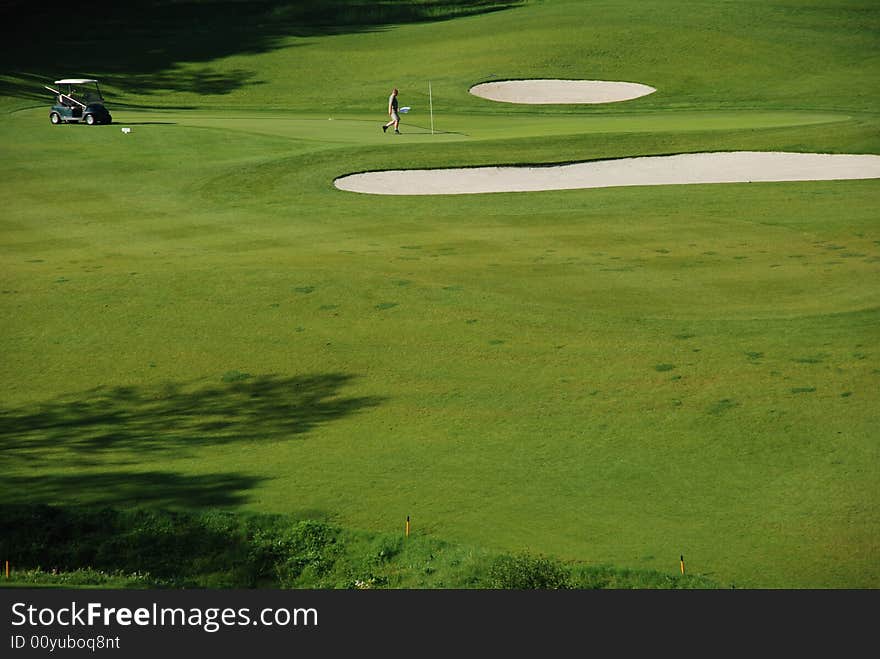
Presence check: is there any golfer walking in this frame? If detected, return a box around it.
[382,88,401,134]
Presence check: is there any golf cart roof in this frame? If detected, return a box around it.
[55,79,98,85]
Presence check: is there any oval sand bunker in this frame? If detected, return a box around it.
[334,152,880,196]
[469,79,657,104]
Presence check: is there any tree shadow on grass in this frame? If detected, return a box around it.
[0,372,385,463]
[1,0,523,101]
[0,471,261,508]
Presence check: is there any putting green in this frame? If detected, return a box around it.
[326,80,871,195]
[102,108,849,144]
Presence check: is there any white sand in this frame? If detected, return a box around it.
[469,79,657,104]
[337,80,880,195]
[334,152,880,196]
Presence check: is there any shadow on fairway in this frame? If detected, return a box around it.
[1,1,523,102]
[0,372,385,462]
[0,471,261,508]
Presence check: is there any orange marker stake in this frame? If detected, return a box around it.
[680,555,685,575]
[405,516,410,538]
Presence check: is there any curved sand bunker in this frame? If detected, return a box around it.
[469,79,657,104]
[338,80,880,195]
[334,152,880,196]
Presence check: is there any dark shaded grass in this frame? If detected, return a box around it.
[0,0,522,102]
[0,471,263,509]
[0,505,722,589]
[0,373,384,463]
[0,505,339,588]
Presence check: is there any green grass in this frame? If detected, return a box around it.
[1,0,878,589]
[0,505,719,589]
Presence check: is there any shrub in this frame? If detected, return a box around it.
[487,553,570,589]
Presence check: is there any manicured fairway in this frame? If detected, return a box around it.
[1,0,878,588]
[103,108,852,143]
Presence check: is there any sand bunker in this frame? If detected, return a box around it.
[469,79,657,104]
[334,152,880,196]
[338,79,880,195]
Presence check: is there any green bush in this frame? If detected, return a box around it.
[487,553,570,590]
[0,505,722,589]
[7,567,154,588]
[271,520,341,587]
[0,505,341,589]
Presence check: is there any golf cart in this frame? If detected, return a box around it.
[45,79,112,125]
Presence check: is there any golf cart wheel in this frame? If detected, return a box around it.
[84,114,96,125]
[50,113,61,125]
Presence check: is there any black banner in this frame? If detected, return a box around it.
[0,588,874,656]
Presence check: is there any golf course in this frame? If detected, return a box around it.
[1,0,878,589]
